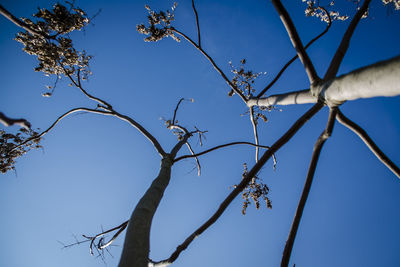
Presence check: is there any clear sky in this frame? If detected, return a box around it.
[1,0,400,267]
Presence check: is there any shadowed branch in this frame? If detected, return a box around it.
[0,4,52,39]
[257,7,331,98]
[270,0,319,85]
[174,141,271,162]
[281,107,337,267]
[323,0,371,80]
[336,109,400,179]
[152,102,323,266]
[62,66,113,110]
[191,0,201,47]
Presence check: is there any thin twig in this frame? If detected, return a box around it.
[153,102,323,266]
[191,0,201,47]
[172,98,185,124]
[62,65,113,110]
[270,0,319,85]
[59,237,90,249]
[249,107,260,162]
[336,109,400,179]
[256,7,331,98]
[83,220,128,254]
[323,0,371,80]
[174,141,271,162]
[171,28,248,103]
[281,107,337,267]
[185,142,201,176]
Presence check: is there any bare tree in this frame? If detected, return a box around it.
[1,1,399,267]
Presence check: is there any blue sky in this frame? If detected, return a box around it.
[1,0,400,266]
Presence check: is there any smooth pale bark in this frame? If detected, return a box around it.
[118,157,173,267]
[247,55,400,107]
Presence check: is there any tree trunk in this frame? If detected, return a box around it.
[118,157,173,267]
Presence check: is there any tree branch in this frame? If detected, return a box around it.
[323,0,371,80]
[281,107,337,267]
[171,98,185,125]
[110,111,167,157]
[10,107,166,157]
[62,65,113,110]
[171,28,248,103]
[248,55,400,108]
[185,142,201,176]
[63,64,166,156]
[174,141,271,162]
[10,108,112,152]
[191,0,201,48]
[82,220,129,255]
[0,111,31,129]
[249,89,314,107]
[153,102,323,266]
[270,0,319,85]
[256,7,331,98]
[249,107,260,162]
[336,109,400,179]
[0,4,51,39]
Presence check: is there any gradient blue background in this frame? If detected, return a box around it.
[1,0,400,266]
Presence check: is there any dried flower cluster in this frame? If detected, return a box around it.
[0,128,42,173]
[382,0,400,10]
[303,0,400,23]
[302,0,348,23]
[136,3,180,42]
[234,163,272,215]
[228,59,266,98]
[252,106,270,126]
[14,3,91,79]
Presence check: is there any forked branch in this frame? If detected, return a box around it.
[336,109,400,179]
[82,220,129,255]
[152,102,323,266]
[281,107,337,267]
[111,110,167,157]
[171,28,247,102]
[62,66,113,110]
[256,7,331,98]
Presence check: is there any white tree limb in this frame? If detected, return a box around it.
[248,55,400,107]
